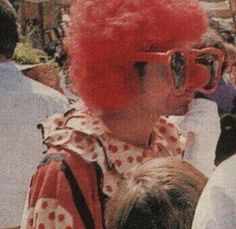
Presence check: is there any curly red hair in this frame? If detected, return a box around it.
[66,0,208,110]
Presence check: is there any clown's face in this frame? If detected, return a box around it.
[137,63,194,117]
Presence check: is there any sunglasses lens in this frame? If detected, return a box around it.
[195,53,220,90]
[170,52,186,90]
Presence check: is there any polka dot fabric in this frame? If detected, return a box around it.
[21,147,104,229]
[21,198,73,229]
[154,116,186,157]
[40,108,185,196]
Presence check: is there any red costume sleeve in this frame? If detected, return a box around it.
[21,148,104,229]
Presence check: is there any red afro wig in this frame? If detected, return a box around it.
[66,0,208,110]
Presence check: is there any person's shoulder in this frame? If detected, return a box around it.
[24,76,69,112]
[204,154,236,195]
[13,65,66,103]
[192,154,236,229]
[28,77,67,101]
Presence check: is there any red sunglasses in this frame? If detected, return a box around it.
[134,47,225,94]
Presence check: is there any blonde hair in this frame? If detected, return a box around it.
[105,158,207,229]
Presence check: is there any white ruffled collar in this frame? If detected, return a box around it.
[40,106,185,196]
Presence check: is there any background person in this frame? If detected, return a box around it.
[105,158,207,229]
[192,153,236,229]
[0,0,69,228]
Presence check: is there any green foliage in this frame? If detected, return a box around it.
[13,41,49,64]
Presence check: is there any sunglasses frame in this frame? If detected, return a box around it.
[134,47,225,94]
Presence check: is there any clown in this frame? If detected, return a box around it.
[21,0,224,228]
